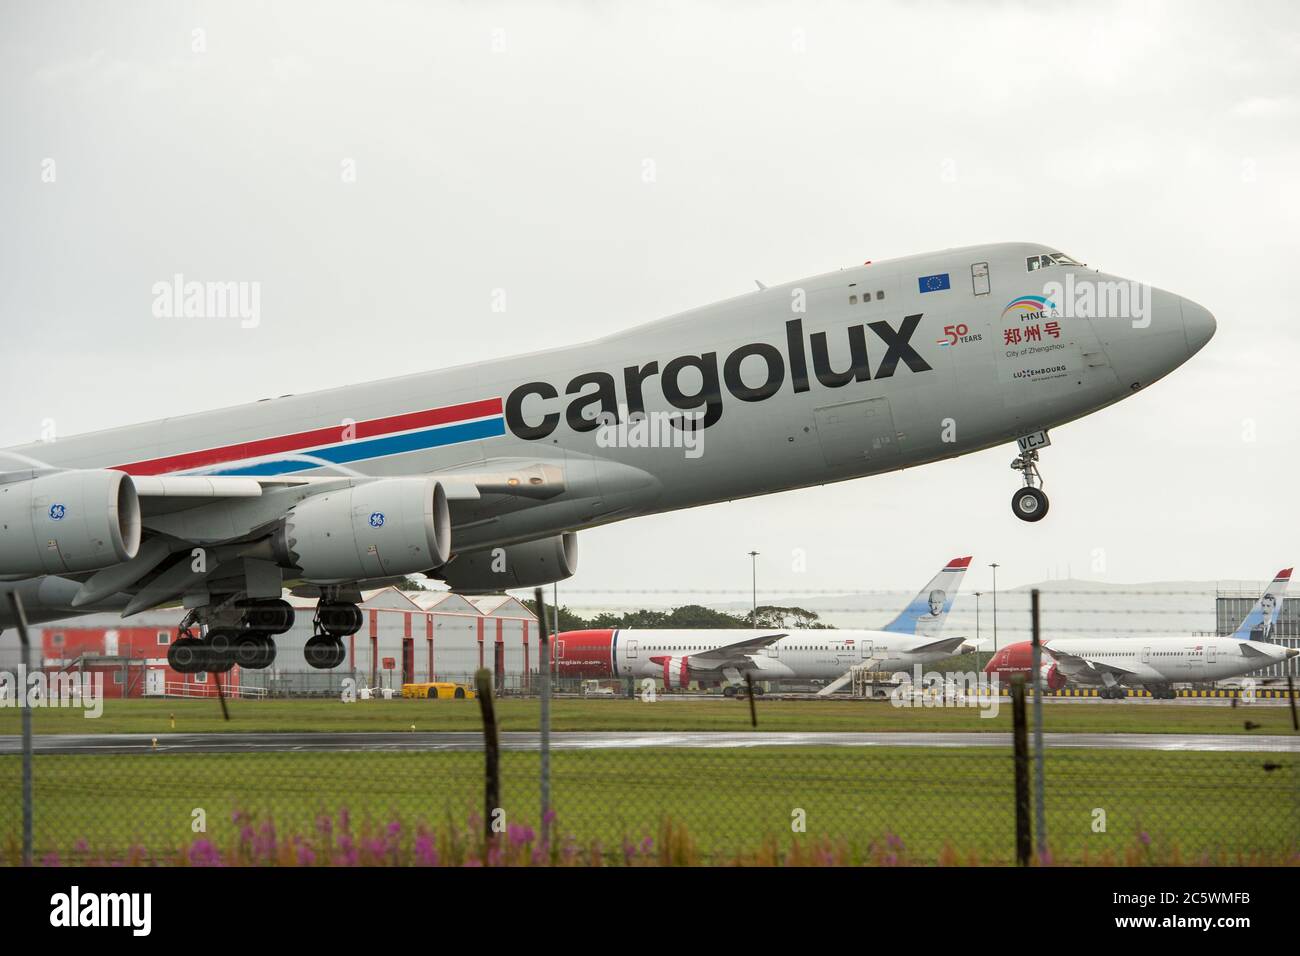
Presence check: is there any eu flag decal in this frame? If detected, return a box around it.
[918,273,951,293]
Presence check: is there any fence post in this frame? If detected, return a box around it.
[474,668,499,860]
[1011,675,1031,866]
[534,588,552,851]
[1030,588,1046,861]
[1288,675,1297,732]
[6,592,34,867]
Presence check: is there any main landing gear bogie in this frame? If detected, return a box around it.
[165,599,296,675]
[304,601,363,670]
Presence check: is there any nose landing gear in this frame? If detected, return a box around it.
[1010,448,1049,522]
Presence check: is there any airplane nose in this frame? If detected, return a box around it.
[1181,298,1216,357]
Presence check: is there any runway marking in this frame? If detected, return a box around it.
[0,731,1294,756]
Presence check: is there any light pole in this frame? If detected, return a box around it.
[989,563,1000,655]
[748,551,760,628]
[973,591,982,671]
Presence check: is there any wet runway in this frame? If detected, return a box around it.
[1,730,1294,755]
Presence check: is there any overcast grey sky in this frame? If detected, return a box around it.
[2,1,1297,601]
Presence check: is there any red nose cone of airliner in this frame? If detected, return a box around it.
[984,641,1034,681]
[554,629,616,678]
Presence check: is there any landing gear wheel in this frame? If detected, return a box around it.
[1011,487,1049,522]
[317,603,363,637]
[168,637,205,673]
[205,628,239,673]
[722,686,737,699]
[304,634,346,670]
[233,633,277,670]
[1010,445,1049,523]
[239,599,295,634]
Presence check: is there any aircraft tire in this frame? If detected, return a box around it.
[168,638,204,674]
[1011,487,1049,522]
[234,633,276,670]
[305,635,345,670]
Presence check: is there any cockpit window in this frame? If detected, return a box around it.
[1026,252,1083,271]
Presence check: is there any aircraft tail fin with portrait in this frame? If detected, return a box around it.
[1229,568,1291,642]
[881,556,972,636]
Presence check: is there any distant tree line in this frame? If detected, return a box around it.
[520,601,834,631]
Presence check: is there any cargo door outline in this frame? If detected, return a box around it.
[813,397,901,467]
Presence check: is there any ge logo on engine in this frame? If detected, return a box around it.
[48,504,67,520]
[368,512,385,528]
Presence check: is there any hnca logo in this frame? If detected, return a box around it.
[1001,295,1059,322]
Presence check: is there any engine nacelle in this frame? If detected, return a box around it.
[438,533,577,594]
[651,655,691,689]
[1042,663,1067,691]
[0,470,141,576]
[274,477,450,584]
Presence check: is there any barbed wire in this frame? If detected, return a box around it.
[553,587,1275,598]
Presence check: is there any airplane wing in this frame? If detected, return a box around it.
[686,632,788,669]
[1042,644,1136,679]
[0,459,576,616]
[906,635,967,656]
[124,460,566,514]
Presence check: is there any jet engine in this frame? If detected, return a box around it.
[1042,662,1067,691]
[437,533,577,594]
[650,655,691,689]
[0,470,141,576]
[274,477,450,584]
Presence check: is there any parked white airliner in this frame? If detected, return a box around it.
[556,557,971,692]
[0,242,1213,672]
[985,569,1296,698]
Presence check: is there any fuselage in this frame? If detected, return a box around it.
[556,627,962,685]
[986,637,1295,687]
[0,241,1215,628]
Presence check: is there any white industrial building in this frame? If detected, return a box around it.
[6,589,539,698]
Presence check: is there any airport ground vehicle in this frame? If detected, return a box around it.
[401,681,475,700]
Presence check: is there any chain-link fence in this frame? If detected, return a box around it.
[2,590,1298,866]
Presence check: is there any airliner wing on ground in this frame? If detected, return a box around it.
[1041,644,1135,681]
[0,242,1214,675]
[678,632,789,666]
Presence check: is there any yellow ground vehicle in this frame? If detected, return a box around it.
[401,682,475,700]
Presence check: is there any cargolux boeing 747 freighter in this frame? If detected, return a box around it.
[0,243,1214,673]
